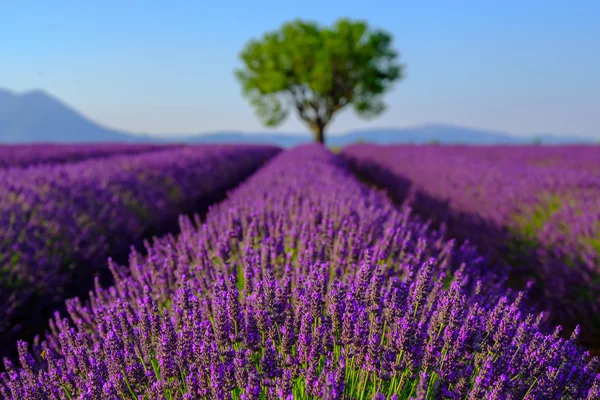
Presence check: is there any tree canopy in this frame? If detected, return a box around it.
[234,18,404,144]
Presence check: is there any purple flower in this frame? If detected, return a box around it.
[0,145,596,399]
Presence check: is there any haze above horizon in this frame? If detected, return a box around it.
[2,1,599,139]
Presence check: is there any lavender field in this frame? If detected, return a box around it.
[0,144,279,359]
[343,144,600,349]
[1,143,599,398]
[0,143,182,169]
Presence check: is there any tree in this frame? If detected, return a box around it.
[234,18,404,144]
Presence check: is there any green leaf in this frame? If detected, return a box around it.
[234,18,404,142]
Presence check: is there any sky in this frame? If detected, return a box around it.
[1,1,599,139]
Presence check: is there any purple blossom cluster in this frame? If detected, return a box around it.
[341,144,600,346]
[2,145,597,399]
[0,143,180,169]
[0,145,279,355]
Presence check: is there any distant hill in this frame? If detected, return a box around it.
[0,88,150,143]
[0,87,596,146]
[334,125,596,146]
[179,125,596,147]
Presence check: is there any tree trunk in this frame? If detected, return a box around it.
[313,124,325,144]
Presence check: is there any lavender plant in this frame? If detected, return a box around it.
[342,144,600,346]
[2,145,597,399]
[0,143,179,169]
[0,145,279,355]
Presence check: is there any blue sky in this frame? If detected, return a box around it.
[2,1,599,138]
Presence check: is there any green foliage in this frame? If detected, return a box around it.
[0,254,25,290]
[508,195,600,313]
[513,193,563,239]
[507,194,563,268]
[584,235,600,257]
[234,18,404,142]
[581,221,600,266]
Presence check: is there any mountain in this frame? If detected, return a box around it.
[178,126,596,147]
[0,87,596,146]
[0,88,150,143]
[332,125,596,146]
[180,132,311,147]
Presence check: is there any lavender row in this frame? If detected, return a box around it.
[423,144,600,172]
[2,145,597,399]
[341,144,600,346]
[0,144,280,354]
[0,143,181,169]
